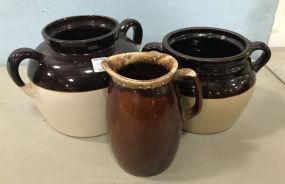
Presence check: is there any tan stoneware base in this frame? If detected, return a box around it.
[182,86,255,134]
[21,82,107,137]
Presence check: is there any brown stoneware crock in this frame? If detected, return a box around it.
[7,15,143,137]
[101,51,202,176]
[143,27,271,134]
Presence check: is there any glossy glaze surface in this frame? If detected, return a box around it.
[27,38,139,92]
[102,52,202,176]
[177,59,256,98]
[142,27,271,99]
[107,82,182,176]
[8,15,143,92]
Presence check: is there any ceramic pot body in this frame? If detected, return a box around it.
[143,27,271,134]
[102,52,202,176]
[7,15,143,137]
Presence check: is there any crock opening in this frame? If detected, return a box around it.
[170,35,243,58]
[164,27,251,62]
[44,16,117,41]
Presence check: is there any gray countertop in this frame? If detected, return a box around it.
[0,49,284,184]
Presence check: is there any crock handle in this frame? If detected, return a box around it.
[7,48,44,98]
[119,19,143,48]
[250,41,271,72]
[142,42,163,52]
[175,68,202,120]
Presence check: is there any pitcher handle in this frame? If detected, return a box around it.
[119,19,143,48]
[175,68,202,120]
[7,48,44,98]
[250,41,271,72]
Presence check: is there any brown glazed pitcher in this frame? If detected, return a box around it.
[101,51,202,176]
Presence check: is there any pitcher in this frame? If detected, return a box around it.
[101,51,202,176]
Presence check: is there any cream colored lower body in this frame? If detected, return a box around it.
[182,86,255,134]
[21,83,107,137]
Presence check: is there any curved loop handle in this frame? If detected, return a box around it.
[250,41,271,72]
[175,68,202,120]
[7,48,44,97]
[119,19,143,48]
[142,42,163,52]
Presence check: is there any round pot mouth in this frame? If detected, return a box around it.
[42,15,119,52]
[101,51,178,89]
[163,27,252,63]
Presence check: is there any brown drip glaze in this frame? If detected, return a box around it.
[102,52,202,176]
[107,81,182,176]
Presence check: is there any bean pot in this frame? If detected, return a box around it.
[143,27,271,134]
[7,15,143,137]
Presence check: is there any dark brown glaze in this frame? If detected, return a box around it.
[177,59,256,98]
[7,15,143,92]
[27,38,139,91]
[142,27,271,99]
[107,81,182,176]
